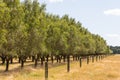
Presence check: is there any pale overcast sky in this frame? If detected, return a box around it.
[21,0,120,46]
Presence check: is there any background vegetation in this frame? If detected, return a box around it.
[110,46,120,54]
[0,0,112,71]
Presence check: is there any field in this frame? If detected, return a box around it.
[0,54,120,80]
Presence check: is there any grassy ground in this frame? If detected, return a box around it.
[0,54,120,80]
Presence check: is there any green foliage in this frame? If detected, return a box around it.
[0,0,110,60]
[110,46,120,54]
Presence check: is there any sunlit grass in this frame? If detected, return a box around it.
[0,54,120,80]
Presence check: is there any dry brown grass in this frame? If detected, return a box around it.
[0,54,120,80]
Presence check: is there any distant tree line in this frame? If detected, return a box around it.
[110,46,120,54]
[0,0,112,71]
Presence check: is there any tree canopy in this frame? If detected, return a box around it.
[0,0,112,71]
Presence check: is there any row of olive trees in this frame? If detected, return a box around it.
[0,0,112,71]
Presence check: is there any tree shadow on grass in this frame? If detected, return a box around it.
[0,60,79,77]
